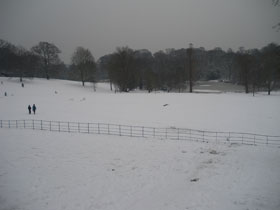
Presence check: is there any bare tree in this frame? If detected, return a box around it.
[107,47,137,92]
[261,43,280,95]
[236,48,252,94]
[14,46,28,82]
[31,42,61,80]
[71,47,96,87]
[0,39,17,75]
[98,54,115,91]
[188,43,193,93]
[272,0,280,31]
[273,0,279,6]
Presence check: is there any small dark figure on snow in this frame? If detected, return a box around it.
[32,104,36,114]
[21,83,24,88]
[28,105,31,114]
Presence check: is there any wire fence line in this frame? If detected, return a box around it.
[1,119,280,147]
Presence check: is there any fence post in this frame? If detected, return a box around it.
[9,120,10,128]
[108,124,110,135]
[68,122,70,132]
[78,123,80,133]
[88,123,90,133]
[98,123,100,134]
[41,120,43,130]
[266,136,268,146]
[32,120,34,130]
[203,131,204,142]
[50,121,51,131]
[0,120,2,128]
[119,125,121,136]
[24,120,25,129]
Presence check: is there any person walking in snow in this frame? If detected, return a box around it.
[28,105,31,114]
[32,104,36,115]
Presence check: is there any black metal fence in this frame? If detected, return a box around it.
[1,119,280,147]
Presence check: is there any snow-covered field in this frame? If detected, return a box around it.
[1,77,280,135]
[0,77,280,210]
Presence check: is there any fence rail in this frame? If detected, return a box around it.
[1,119,280,147]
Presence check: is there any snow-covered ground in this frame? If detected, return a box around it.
[1,77,280,135]
[0,77,280,210]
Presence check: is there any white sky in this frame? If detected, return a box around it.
[0,0,279,63]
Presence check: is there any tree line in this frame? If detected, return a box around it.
[0,39,96,86]
[99,45,280,95]
[1,39,280,94]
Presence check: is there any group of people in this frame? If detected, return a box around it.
[28,104,37,114]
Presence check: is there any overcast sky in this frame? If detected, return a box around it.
[0,0,279,63]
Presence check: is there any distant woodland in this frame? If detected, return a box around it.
[1,39,280,95]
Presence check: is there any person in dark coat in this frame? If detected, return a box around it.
[32,104,36,114]
[28,105,31,114]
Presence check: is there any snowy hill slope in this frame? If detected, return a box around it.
[0,77,280,210]
[1,77,280,135]
[1,130,280,210]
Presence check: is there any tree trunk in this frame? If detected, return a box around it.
[188,48,193,93]
[252,82,255,97]
[81,68,85,86]
[45,60,49,80]
[268,81,271,95]
[244,69,249,94]
[245,82,249,94]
